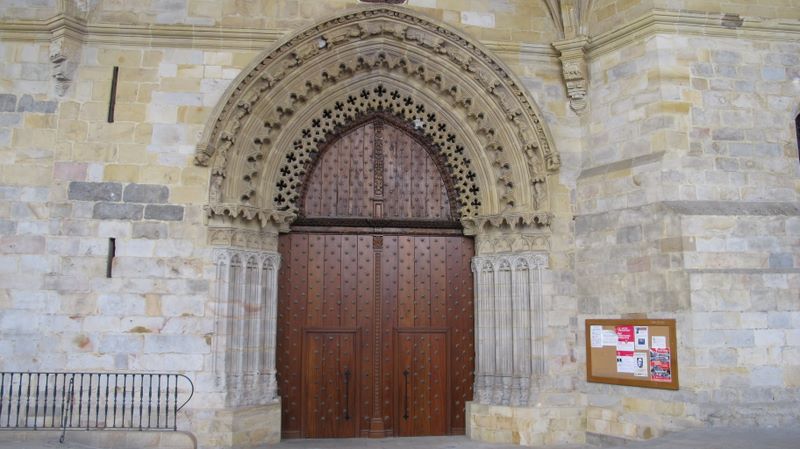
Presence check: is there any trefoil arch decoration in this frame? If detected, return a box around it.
[196,5,561,232]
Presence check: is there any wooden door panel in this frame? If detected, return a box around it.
[447,237,475,432]
[303,331,357,438]
[413,237,431,327]
[396,331,447,437]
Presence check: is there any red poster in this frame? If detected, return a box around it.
[649,348,672,382]
[615,325,634,344]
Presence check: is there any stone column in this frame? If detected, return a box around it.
[471,252,548,407]
[212,248,281,406]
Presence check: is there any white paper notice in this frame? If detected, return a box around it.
[634,326,649,350]
[651,335,667,349]
[616,355,635,373]
[590,325,603,348]
[602,330,618,346]
[634,352,648,377]
[616,340,634,352]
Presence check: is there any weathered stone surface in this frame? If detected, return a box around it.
[132,222,168,239]
[123,183,169,203]
[68,182,122,202]
[16,94,57,113]
[143,204,183,221]
[769,253,794,269]
[0,113,21,126]
[93,202,143,220]
[0,94,16,112]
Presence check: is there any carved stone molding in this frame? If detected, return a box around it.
[471,252,548,406]
[212,248,282,407]
[553,36,589,115]
[205,203,295,232]
[208,227,280,252]
[194,5,561,229]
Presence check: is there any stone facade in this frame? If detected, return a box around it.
[0,1,797,448]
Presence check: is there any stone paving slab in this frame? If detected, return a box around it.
[1,427,799,449]
[268,436,583,449]
[605,427,800,449]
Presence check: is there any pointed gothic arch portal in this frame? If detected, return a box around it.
[202,5,559,445]
[276,114,475,438]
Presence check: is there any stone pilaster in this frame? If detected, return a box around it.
[471,252,548,407]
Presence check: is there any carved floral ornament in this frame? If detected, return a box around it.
[195,5,561,232]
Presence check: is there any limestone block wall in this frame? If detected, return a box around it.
[0,0,57,21]
[577,27,800,440]
[0,35,259,446]
[681,212,800,426]
[588,0,800,36]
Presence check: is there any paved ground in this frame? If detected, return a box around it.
[270,428,800,449]
[1,427,799,449]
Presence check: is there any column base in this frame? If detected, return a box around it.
[466,401,585,446]
[211,401,281,448]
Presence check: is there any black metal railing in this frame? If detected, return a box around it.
[0,372,194,443]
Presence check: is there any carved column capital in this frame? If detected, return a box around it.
[553,36,589,115]
[463,216,551,256]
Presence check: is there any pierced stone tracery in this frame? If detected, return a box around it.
[269,84,483,218]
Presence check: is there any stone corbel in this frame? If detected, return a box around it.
[49,2,90,97]
[553,36,589,115]
[49,25,84,96]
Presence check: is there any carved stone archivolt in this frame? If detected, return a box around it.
[195,5,561,230]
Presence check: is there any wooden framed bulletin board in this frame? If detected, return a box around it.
[585,319,679,390]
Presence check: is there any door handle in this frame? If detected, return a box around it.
[343,368,351,421]
[402,368,410,421]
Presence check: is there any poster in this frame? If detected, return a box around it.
[616,354,635,373]
[651,335,667,349]
[634,352,648,377]
[602,329,618,347]
[615,325,635,373]
[590,325,603,348]
[615,326,634,351]
[649,348,671,382]
[634,326,649,350]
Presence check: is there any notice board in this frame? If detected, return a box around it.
[585,319,678,390]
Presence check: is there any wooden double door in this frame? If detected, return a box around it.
[276,232,474,438]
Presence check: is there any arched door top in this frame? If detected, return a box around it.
[197,5,560,233]
[296,112,461,224]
